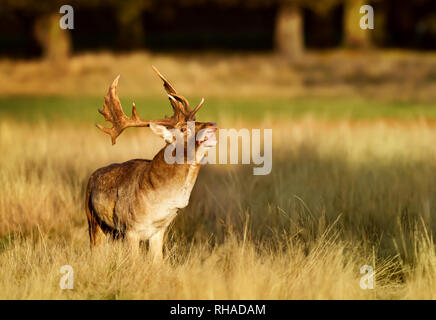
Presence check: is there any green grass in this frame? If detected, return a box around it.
[0,96,435,123]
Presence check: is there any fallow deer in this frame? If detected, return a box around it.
[85,66,217,261]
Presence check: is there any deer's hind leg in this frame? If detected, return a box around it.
[85,204,105,248]
[85,186,105,248]
[87,214,105,248]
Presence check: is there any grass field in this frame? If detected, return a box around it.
[1,96,436,299]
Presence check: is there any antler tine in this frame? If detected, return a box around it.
[189,98,205,120]
[96,75,174,145]
[151,65,193,115]
[171,93,191,114]
[152,65,177,95]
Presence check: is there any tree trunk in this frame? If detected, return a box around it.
[343,0,371,48]
[372,3,386,47]
[117,1,145,50]
[34,13,71,62]
[275,3,304,59]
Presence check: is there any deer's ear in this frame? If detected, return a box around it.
[149,123,174,143]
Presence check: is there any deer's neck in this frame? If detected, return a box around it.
[142,147,201,203]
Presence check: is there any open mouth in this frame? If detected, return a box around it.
[199,128,217,147]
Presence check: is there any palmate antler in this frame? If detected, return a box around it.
[151,66,204,121]
[97,66,205,145]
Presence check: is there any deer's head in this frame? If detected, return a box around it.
[96,66,217,162]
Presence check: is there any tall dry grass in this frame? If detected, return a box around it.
[1,117,436,299]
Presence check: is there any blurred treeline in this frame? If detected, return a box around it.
[0,0,435,60]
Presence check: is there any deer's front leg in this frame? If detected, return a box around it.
[149,229,165,262]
